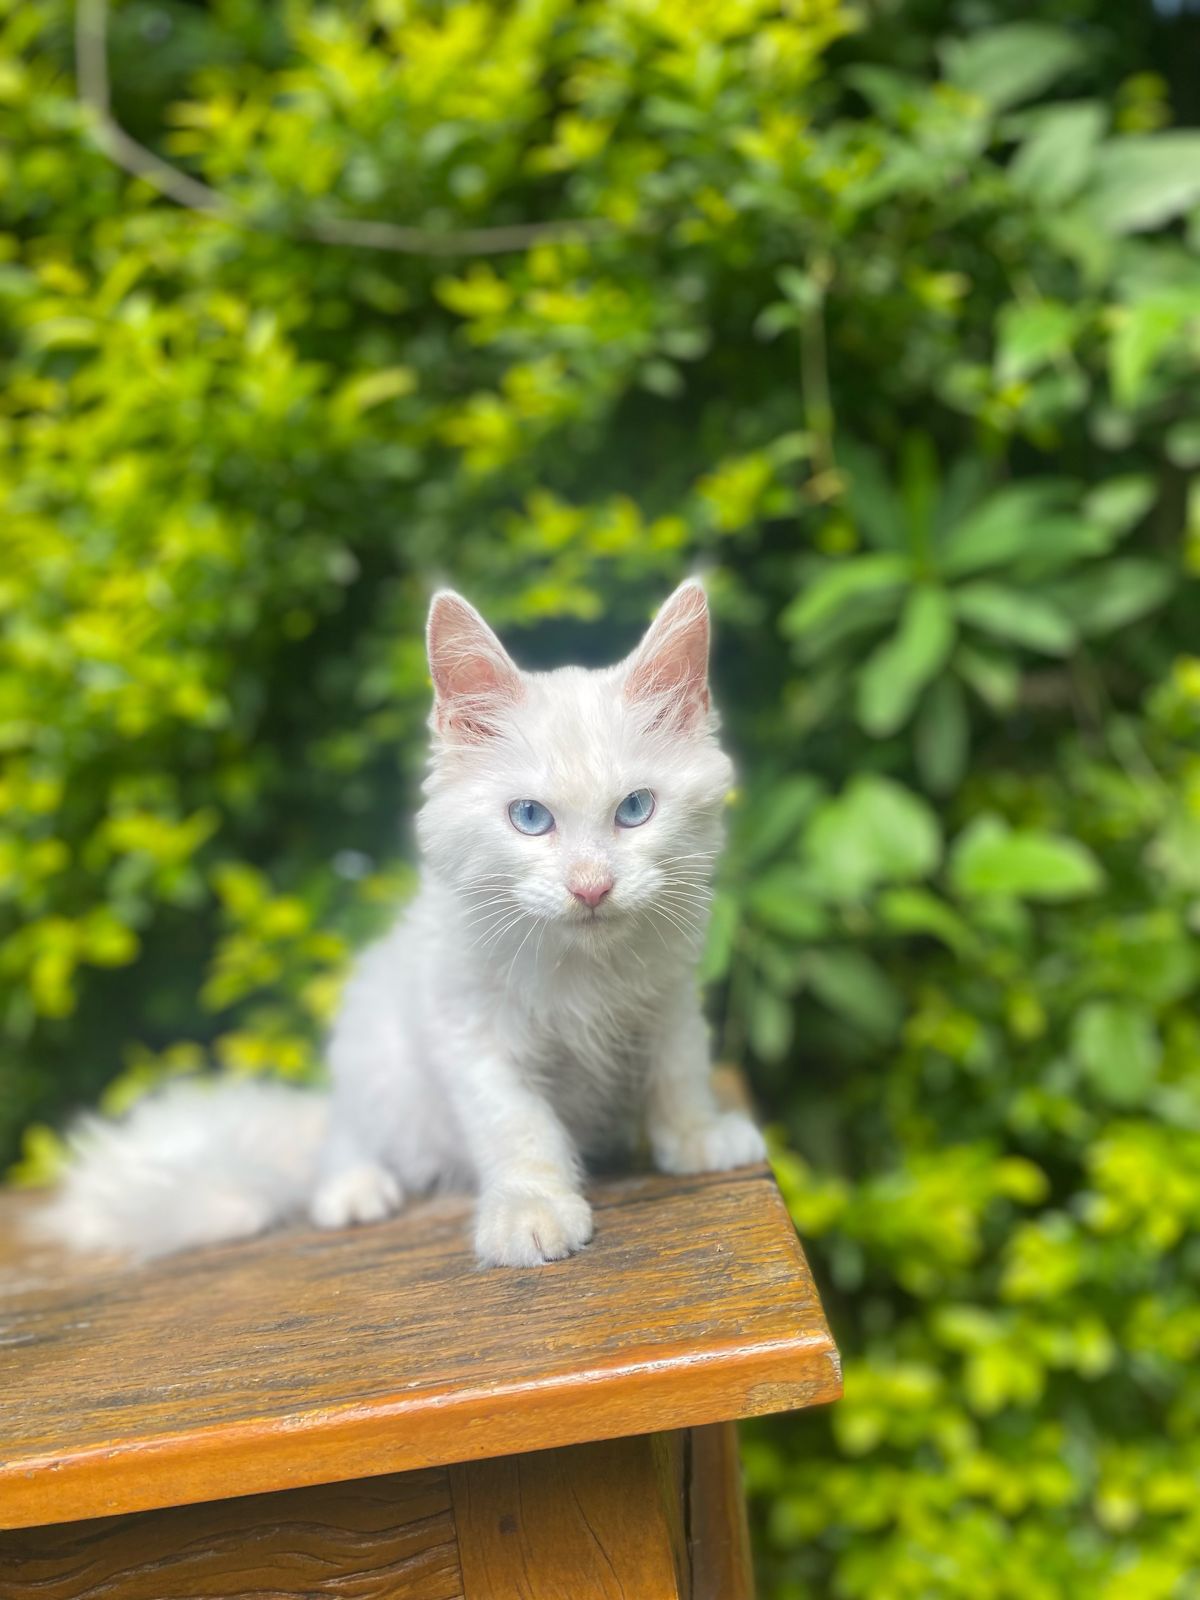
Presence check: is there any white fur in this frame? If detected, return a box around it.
[34,1079,327,1257]
[39,581,765,1267]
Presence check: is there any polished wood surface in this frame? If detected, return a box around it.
[0,1166,839,1530]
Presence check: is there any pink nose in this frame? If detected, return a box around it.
[570,879,613,909]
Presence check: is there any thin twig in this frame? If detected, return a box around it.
[798,253,843,503]
[74,0,615,257]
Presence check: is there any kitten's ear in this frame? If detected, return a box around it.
[427,591,523,741]
[624,578,710,732]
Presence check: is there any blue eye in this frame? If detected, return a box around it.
[615,789,655,828]
[508,799,555,836]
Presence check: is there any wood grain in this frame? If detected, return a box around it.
[687,1424,754,1600]
[0,1166,839,1529]
[0,1471,464,1600]
[451,1436,685,1599]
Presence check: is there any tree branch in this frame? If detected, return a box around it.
[74,0,615,257]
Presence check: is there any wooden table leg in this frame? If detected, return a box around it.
[451,1433,687,1599]
[688,1423,755,1600]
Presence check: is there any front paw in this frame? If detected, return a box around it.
[474,1186,594,1268]
[651,1111,767,1176]
[310,1164,403,1229]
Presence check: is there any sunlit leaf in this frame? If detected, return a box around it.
[940,482,1076,576]
[1084,134,1200,234]
[1010,101,1106,205]
[950,815,1104,900]
[806,948,904,1041]
[1072,999,1161,1106]
[955,583,1077,656]
[782,555,908,638]
[1050,558,1173,636]
[942,25,1086,110]
[857,586,956,736]
[806,776,942,900]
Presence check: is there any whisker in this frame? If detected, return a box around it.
[459,909,518,936]
[658,887,714,909]
[505,915,544,997]
[460,902,516,930]
[652,903,704,943]
[470,910,529,954]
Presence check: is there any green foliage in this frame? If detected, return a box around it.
[3,0,1200,1593]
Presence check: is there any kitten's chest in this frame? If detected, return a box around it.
[513,964,657,1144]
[534,979,651,1077]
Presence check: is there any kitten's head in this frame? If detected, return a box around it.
[416,580,735,953]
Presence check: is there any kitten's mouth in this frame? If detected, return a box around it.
[567,900,619,928]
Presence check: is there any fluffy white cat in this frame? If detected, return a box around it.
[39,579,765,1267]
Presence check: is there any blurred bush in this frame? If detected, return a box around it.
[3,0,1200,1592]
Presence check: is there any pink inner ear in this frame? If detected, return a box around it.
[625,582,711,728]
[427,593,522,740]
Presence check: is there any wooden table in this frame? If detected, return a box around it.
[0,1164,840,1598]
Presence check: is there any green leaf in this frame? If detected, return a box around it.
[748,868,830,940]
[950,815,1104,901]
[332,366,417,419]
[915,675,968,795]
[1072,1000,1161,1107]
[1084,134,1200,234]
[1149,807,1200,894]
[755,940,809,996]
[995,302,1080,384]
[782,555,908,638]
[1082,475,1155,534]
[857,586,956,737]
[940,482,1075,576]
[806,775,942,901]
[1109,294,1192,409]
[878,887,975,953]
[1010,102,1105,205]
[740,776,825,867]
[1012,518,1121,579]
[777,266,822,312]
[806,949,904,1042]
[942,25,1087,110]
[845,65,920,121]
[1166,420,1200,470]
[955,582,1077,656]
[899,433,938,561]
[699,890,739,983]
[754,301,798,342]
[956,644,1022,714]
[840,440,905,550]
[748,982,794,1064]
[1050,558,1173,636]
[639,359,684,398]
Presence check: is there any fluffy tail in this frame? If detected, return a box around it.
[33,1077,329,1260]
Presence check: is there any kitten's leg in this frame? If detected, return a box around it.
[647,986,766,1175]
[452,1050,593,1267]
[309,1120,404,1229]
[309,941,411,1231]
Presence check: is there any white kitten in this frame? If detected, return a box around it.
[38,580,765,1267]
